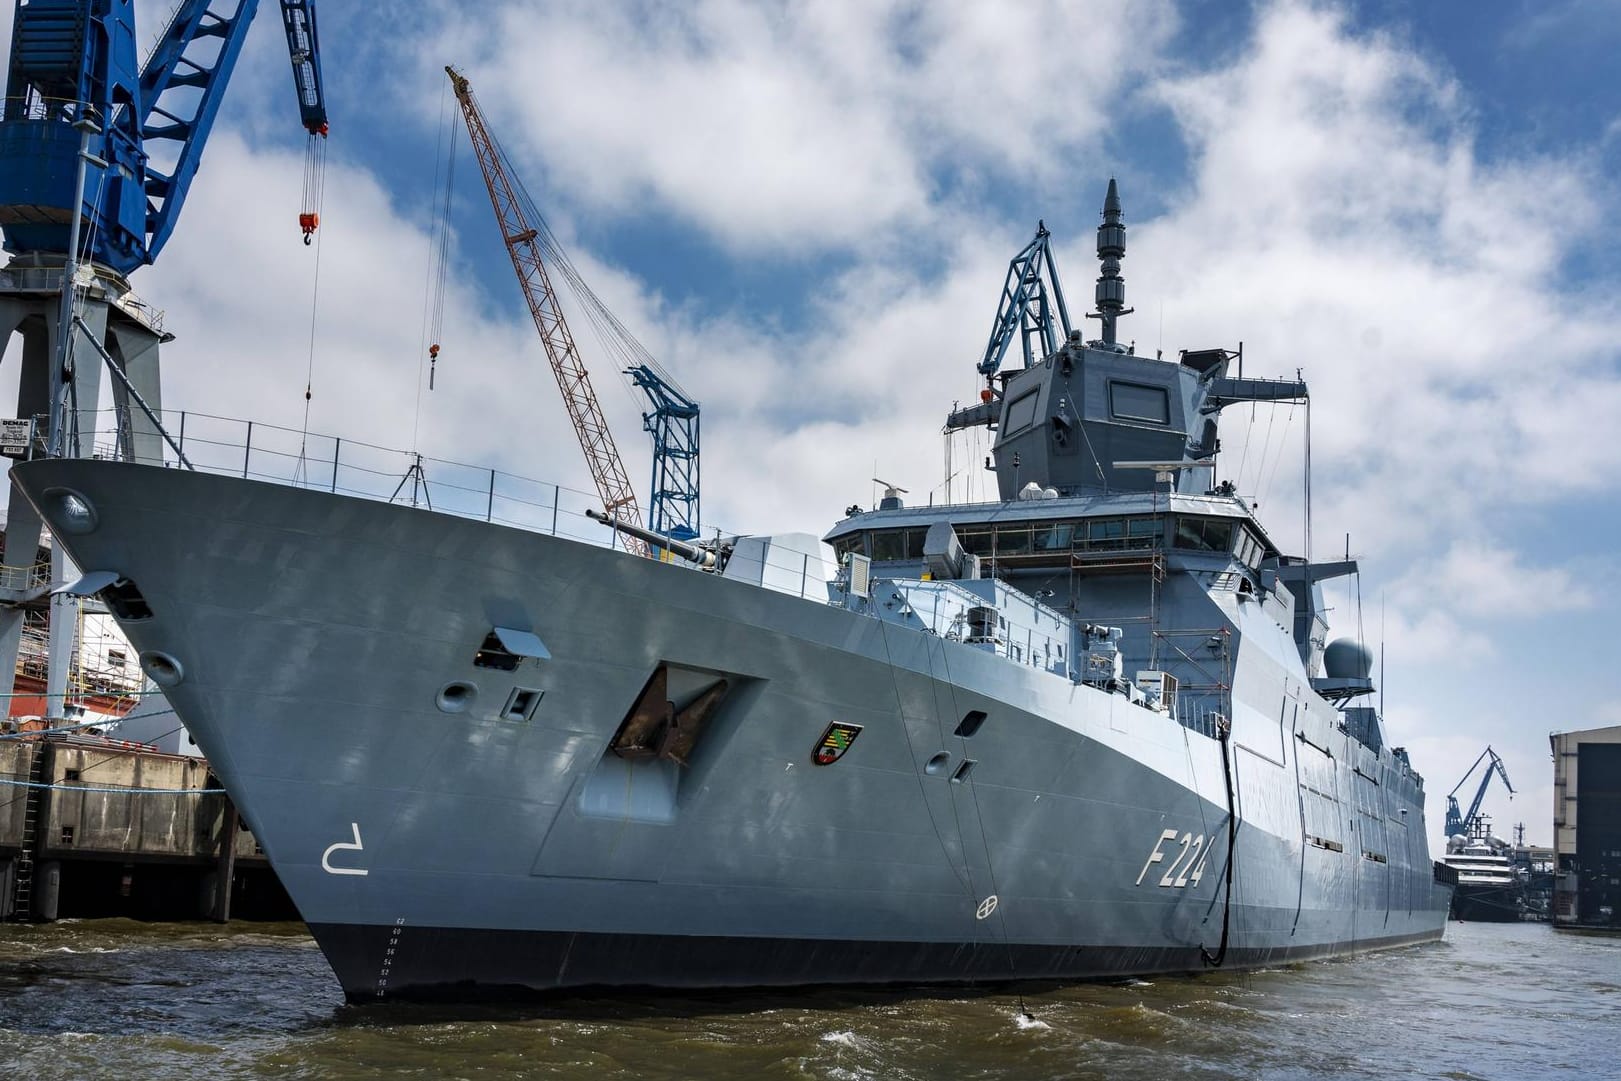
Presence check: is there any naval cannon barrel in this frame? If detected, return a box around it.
[586,508,719,569]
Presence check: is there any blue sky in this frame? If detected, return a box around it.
[5,0,1620,852]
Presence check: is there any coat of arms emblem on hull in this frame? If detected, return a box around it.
[813,722,863,765]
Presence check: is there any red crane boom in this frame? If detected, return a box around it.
[446,67,647,556]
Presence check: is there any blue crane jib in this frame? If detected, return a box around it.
[1444,746,1514,839]
[0,0,326,277]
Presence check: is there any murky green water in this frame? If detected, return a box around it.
[0,920,1613,1079]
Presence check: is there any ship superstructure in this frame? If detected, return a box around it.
[1441,821,1524,923]
[10,182,1451,1000]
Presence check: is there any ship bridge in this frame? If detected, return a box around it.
[825,490,1278,579]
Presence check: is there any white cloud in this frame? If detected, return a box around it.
[1510,0,1621,50]
[1114,3,1621,577]
[395,0,1179,254]
[1403,541,1593,619]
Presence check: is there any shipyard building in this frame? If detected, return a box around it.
[1551,725,1621,931]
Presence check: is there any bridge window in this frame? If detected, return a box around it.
[1235,526,1264,568]
[1174,517,1236,553]
[870,530,928,562]
[959,528,993,556]
[1033,523,1072,551]
[1005,390,1042,432]
[1127,518,1161,547]
[1110,382,1169,424]
[872,531,905,561]
[831,534,864,559]
[996,527,1032,555]
[1087,518,1125,549]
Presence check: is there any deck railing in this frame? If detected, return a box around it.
[33,410,843,601]
[43,408,654,552]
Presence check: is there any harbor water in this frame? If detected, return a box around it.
[0,920,1614,1079]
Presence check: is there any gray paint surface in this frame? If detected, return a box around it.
[14,454,1450,999]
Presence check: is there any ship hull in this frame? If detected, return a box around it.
[15,460,1451,1001]
[1450,885,1523,923]
[307,923,1447,1001]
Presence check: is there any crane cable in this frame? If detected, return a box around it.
[293,123,329,484]
[293,172,326,484]
[420,82,456,405]
[299,126,327,245]
[488,127,676,406]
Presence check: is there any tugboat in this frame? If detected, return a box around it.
[12,181,1454,1000]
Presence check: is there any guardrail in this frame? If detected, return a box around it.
[0,560,50,594]
[60,409,649,552]
[0,262,166,335]
[23,409,846,602]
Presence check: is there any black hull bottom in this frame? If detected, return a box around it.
[311,923,1447,1003]
[1450,887,1523,923]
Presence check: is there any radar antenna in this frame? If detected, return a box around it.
[1088,179,1134,346]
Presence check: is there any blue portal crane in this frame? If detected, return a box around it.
[0,2,327,724]
[628,365,699,542]
[0,0,327,276]
[975,220,1073,381]
[1445,746,1515,839]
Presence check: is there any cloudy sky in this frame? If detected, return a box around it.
[5,0,1619,853]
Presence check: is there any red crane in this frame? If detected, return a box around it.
[446,67,647,557]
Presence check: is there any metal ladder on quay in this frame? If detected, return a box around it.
[9,748,47,921]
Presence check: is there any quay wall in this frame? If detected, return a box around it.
[1,737,291,921]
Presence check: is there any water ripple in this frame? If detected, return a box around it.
[0,921,1614,1080]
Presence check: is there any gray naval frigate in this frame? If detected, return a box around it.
[12,182,1452,1000]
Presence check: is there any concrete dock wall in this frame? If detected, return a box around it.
[0,740,34,851]
[0,737,291,921]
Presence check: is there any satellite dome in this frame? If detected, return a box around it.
[1323,638,1374,679]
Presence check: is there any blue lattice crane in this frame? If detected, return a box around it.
[976,220,1073,383]
[1445,746,1515,839]
[0,1,327,716]
[0,0,327,274]
[628,365,699,542]
[0,0,327,460]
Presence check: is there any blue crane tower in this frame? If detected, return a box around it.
[1445,746,1515,840]
[628,365,699,542]
[0,0,325,708]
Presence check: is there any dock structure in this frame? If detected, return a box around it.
[0,527,294,920]
[0,733,293,922]
[1551,724,1621,931]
